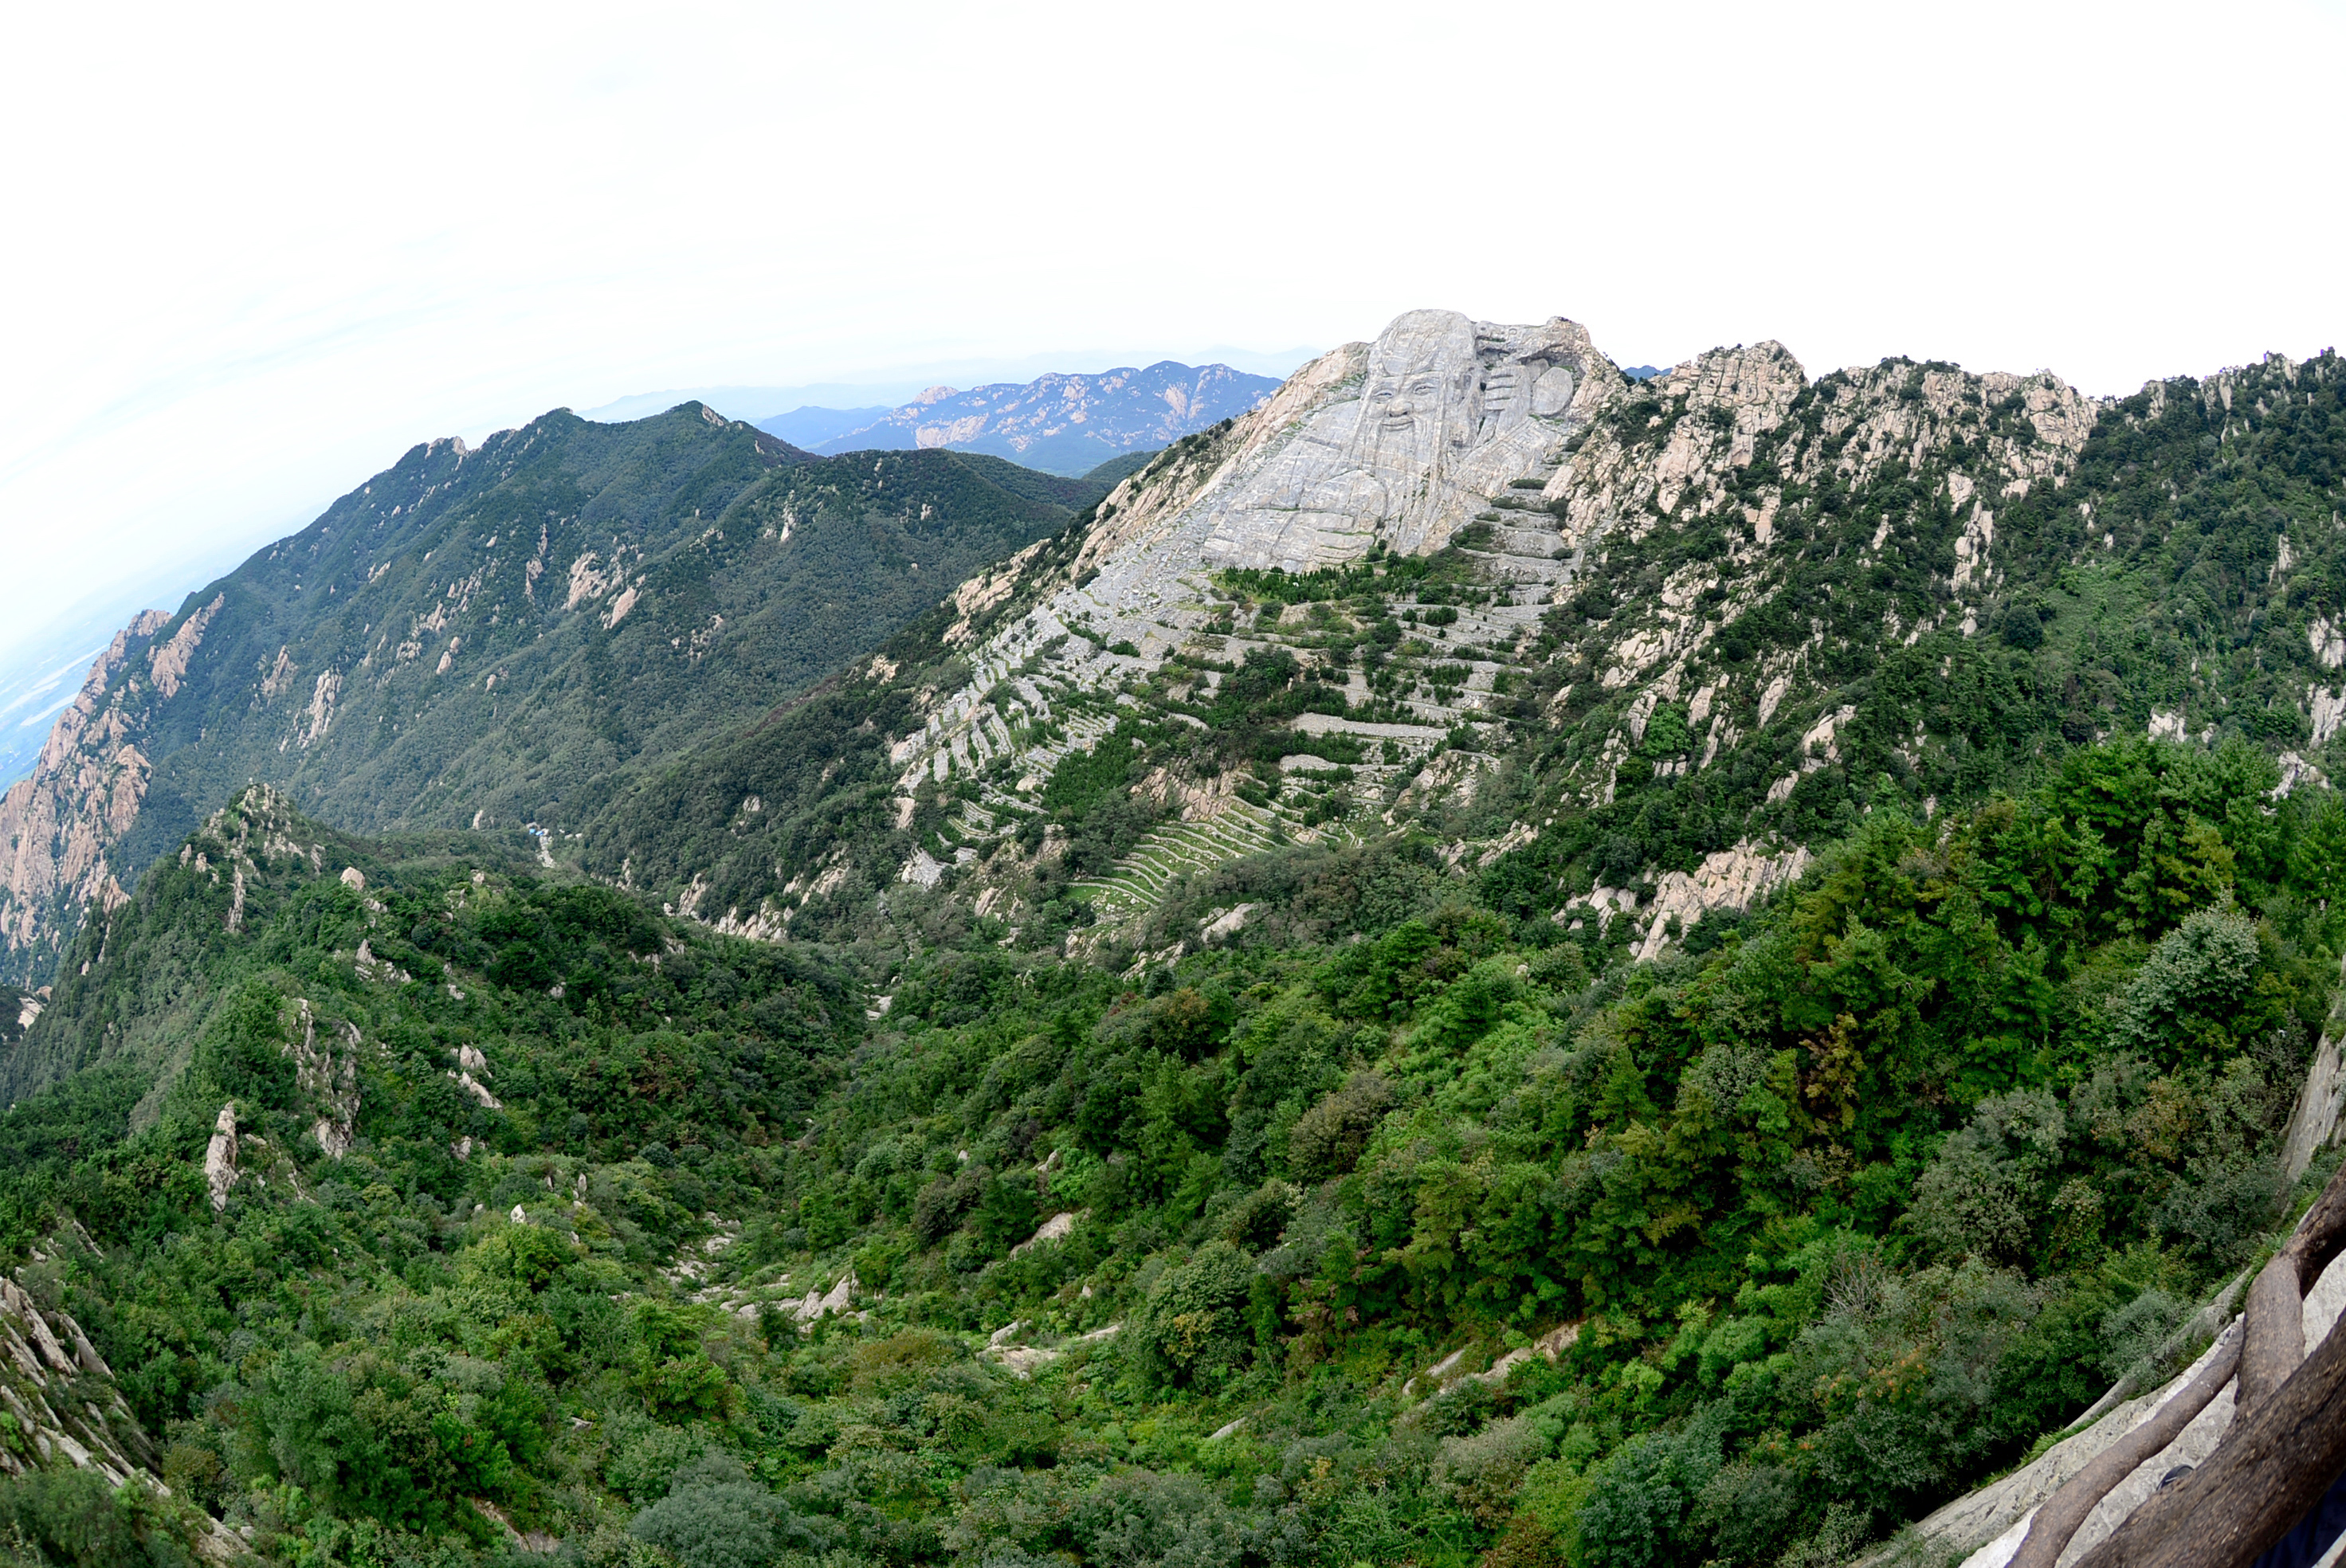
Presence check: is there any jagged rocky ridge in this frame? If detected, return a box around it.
[19,308,2346,1003]
[586,310,2346,974]
[0,1220,241,1560]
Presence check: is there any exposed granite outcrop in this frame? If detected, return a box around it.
[1536,346,2104,840]
[1626,839,1812,962]
[204,1103,240,1212]
[823,312,2135,951]
[0,1244,240,1554]
[0,611,172,979]
[883,310,1615,809]
[291,1002,362,1159]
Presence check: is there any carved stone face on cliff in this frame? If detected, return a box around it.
[1359,312,1480,467]
[1197,309,1590,571]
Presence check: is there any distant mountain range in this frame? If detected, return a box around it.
[580,382,933,426]
[775,361,1281,476]
[755,405,892,447]
[573,344,1319,432]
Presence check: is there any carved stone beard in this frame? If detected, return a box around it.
[1341,310,1481,545]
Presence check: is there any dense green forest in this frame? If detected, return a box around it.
[0,737,2334,1566]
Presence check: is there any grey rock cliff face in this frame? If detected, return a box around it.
[1196,311,1614,570]
[849,309,1622,929]
[0,611,175,978]
[867,308,1670,804]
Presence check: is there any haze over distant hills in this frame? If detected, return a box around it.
[0,641,105,788]
[579,381,934,426]
[0,542,295,788]
[755,405,893,448]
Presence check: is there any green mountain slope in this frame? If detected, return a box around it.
[0,409,1108,989]
[1510,349,2346,895]
[1080,449,1163,488]
[0,787,866,1557]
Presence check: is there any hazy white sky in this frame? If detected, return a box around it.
[2,0,2342,668]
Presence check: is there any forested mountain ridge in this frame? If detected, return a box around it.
[0,407,1110,987]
